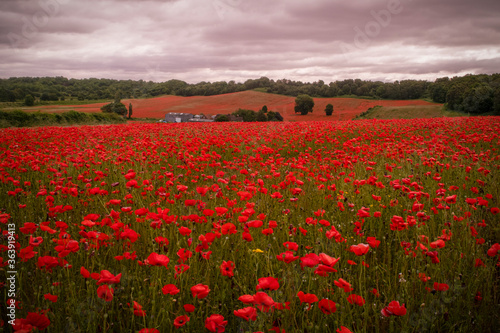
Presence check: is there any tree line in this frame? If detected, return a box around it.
[1,74,499,114]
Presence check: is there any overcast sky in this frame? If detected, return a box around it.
[1,0,499,83]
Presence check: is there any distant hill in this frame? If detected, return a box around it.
[13,91,441,121]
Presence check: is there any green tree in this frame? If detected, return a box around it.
[214,114,230,122]
[256,110,267,122]
[101,99,127,116]
[294,94,314,115]
[493,87,500,115]
[262,105,268,113]
[128,103,133,119]
[232,109,257,122]
[24,94,35,106]
[462,85,493,114]
[325,104,334,116]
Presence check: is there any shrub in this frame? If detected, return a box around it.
[214,115,230,122]
[101,101,127,116]
[325,104,334,116]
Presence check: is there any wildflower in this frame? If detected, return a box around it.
[381,301,407,317]
[205,314,227,332]
[162,284,180,295]
[173,315,190,329]
[233,307,258,321]
[220,261,235,277]
[318,299,337,314]
[191,284,210,299]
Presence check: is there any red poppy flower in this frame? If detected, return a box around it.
[253,292,275,307]
[297,291,318,309]
[19,222,38,234]
[336,326,353,333]
[241,232,253,242]
[19,246,37,262]
[350,243,370,256]
[277,251,299,264]
[97,285,114,302]
[238,294,255,304]
[256,277,280,291]
[319,253,340,267]
[133,301,146,316]
[487,243,500,256]
[205,314,227,332]
[221,223,237,235]
[445,195,457,204]
[162,284,180,295]
[173,315,190,329]
[233,307,258,321]
[366,236,380,248]
[97,270,121,285]
[80,266,90,279]
[346,294,365,306]
[44,293,58,303]
[381,301,407,317]
[139,329,160,333]
[318,299,337,314]
[475,258,485,267]
[314,264,338,276]
[215,207,228,216]
[25,312,51,330]
[334,278,353,292]
[178,226,192,236]
[183,304,195,312]
[220,260,235,277]
[430,239,445,249]
[370,288,380,297]
[29,236,43,247]
[283,241,299,251]
[433,282,449,291]
[177,248,192,263]
[300,253,320,269]
[247,220,263,228]
[191,284,210,299]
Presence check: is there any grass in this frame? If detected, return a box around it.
[0,109,126,128]
[354,105,465,119]
[0,99,110,109]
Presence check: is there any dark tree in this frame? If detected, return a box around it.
[128,103,133,119]
[256,110,267,122]
[294,94,314,115]
[325,103,334,116]
[101,99,127,116]
[24,94,34,106]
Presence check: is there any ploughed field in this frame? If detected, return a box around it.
[1,118,499,332]
[29,91,440,121]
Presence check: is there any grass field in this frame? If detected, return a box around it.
[355,105,467,120]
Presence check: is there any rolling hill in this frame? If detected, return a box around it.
[21,91,441,121]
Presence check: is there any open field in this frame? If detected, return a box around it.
[5,91,441,121]
[355,105,466,119]
[0,118,499,332]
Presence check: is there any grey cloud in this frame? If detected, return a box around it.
[0,0,499,83]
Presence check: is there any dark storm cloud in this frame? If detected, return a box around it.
[0,0,499,83]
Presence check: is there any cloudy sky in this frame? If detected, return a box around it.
[1,0,499,83]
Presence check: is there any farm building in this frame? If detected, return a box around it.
[163,113,214,123]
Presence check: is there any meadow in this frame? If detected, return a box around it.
[0,117,499,332]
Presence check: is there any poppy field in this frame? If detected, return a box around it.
[1,117,499,332]
[24,91,440,121]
